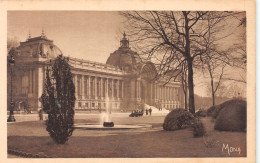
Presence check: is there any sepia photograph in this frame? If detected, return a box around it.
[2,0,255,162]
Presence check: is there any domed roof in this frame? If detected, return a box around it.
[106,33,142,73]
[17,31,62,59]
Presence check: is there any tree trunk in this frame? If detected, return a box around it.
[184,90,188,111]
[208,63,215,106]
[211,78,215,106]
[184,12,195,114]
[187,58,195,114]
[181,75,188,111]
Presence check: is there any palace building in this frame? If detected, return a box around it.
[7,32,185,112]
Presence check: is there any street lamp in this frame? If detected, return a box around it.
[7,49,16,122]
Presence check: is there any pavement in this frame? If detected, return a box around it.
[7,110,169,123]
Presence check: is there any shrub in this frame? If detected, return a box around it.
[214,100,246,132]
[191,118,206,137]
[163,108,194,131]
[195,109,207,117]
[207,99,245,119]
[41,55,75,144]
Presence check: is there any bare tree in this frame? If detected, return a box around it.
[206,61,226,106]
[180,62,188,110]
[223,17,246,84]
[7,37,20,52]
[121,11,241,114]
[202,12,246,105]
[197,12,229,106]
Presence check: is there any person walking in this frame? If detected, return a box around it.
[149,108,152,116]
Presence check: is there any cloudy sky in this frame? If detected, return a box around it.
[7,11,246,97]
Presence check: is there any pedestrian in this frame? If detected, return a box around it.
[149,107,152,116]
[146,109,148,115]
[39,109,43,120]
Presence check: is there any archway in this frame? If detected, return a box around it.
[140,62,157,106]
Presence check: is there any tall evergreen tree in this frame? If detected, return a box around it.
[41,55,75,144]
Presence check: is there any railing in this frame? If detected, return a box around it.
[68,57,126,75]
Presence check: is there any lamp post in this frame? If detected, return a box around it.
[7,50,16,122]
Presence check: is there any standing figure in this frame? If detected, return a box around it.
[39,109,43,120]
[149,108,152,116]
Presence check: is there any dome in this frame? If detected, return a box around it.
[106,33,142,73]
[17,31,62,59]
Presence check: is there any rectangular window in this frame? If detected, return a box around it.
[92,103,95,107]
[78,102,81,108]
[85,103,88,108]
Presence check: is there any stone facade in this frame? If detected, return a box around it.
[7,32,185,112]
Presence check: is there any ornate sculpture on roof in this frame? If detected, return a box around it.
[120,32,129,48]
[17,30,63,59]
[106,32,142,73]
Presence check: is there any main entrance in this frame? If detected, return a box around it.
[140,62,157,106]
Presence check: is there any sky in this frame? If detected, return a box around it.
[7,11,246,97]
[8,11,124,63]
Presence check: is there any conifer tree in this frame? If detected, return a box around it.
[41,55,75,144]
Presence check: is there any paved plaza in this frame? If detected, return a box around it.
[7,112,246,158]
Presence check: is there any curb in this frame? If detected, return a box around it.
[8,149,51,158]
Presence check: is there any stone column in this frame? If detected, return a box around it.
[74,74,78,99]
[82,75,85,99]
[37,66,43,110]
[111,79,114,99]
[74,74,78,108]
[100,78,103,99]
[172,87,174,101]
[161,86,163,101]
[93,76,96,100]
[121,80,124,99]
[28,68,32,94]
[170,87,172,101]
[117,79,119,99]
[153,84,155,101]
[137,80,140,99]
[166,87,168,101]
[150,83,152,102]
[162,86,164,101]
[166,87,170,101]
[88,76,90,99]
[159,85,162,100]
[99,78,102,98]
[154,84,156,101]
[79,75,82,99]
[173,87,175,101]
[106,78,109,97]
[176,87,179,101]
[165,86,167,101]
[96,77,99,99]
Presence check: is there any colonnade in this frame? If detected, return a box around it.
[73,74,124,109]
[149,83,181,109]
